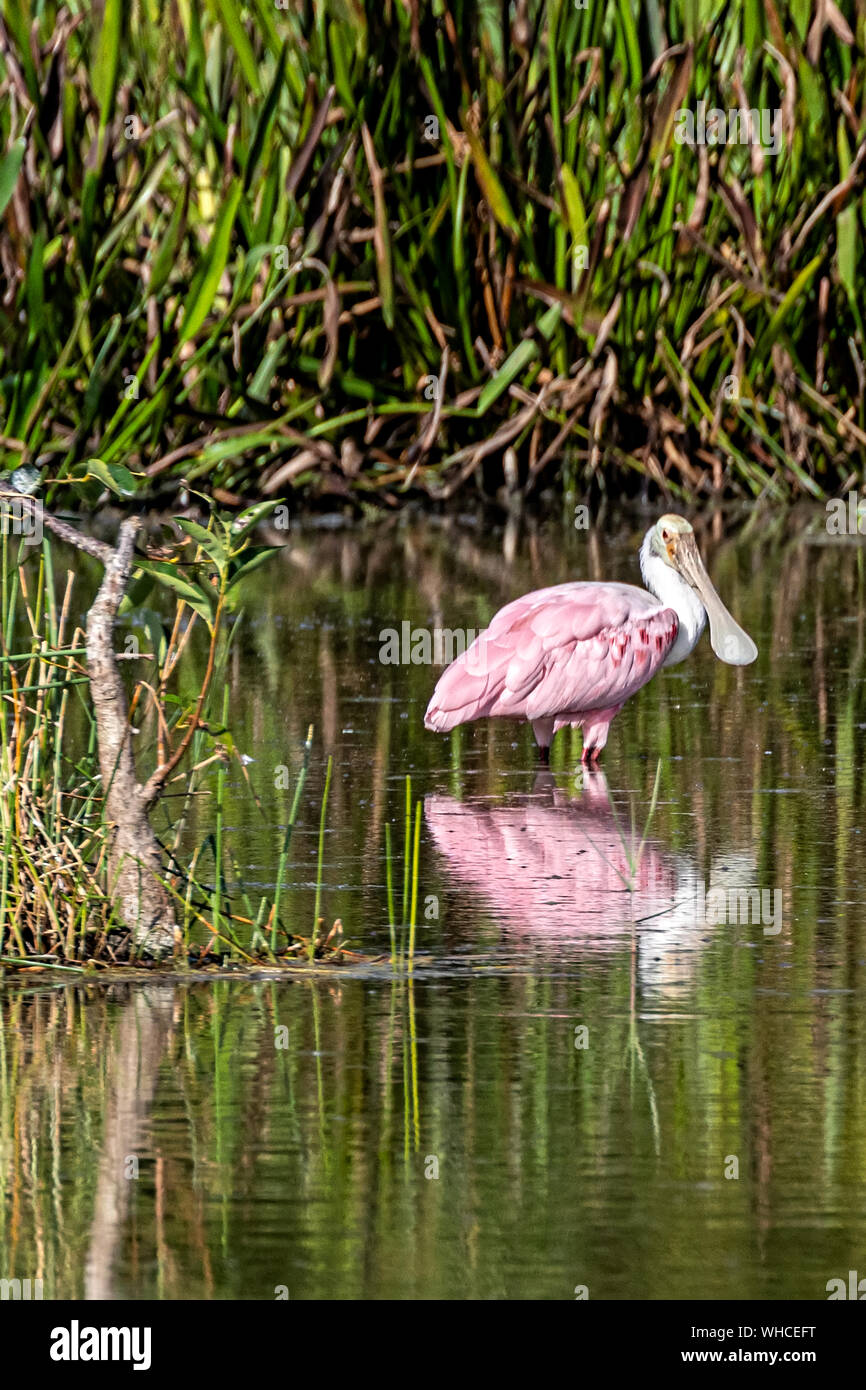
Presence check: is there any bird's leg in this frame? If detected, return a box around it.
[580,708,619,766]
[531,718,554,767]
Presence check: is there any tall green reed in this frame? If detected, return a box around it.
[1,3,861,505]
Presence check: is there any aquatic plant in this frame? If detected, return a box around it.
[384,774,423,968]
[0,503,346,967]
[0,3,862,506]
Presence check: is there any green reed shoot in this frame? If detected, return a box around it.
[210,685,230,942]
[310,754,333,961]
[271,724,313,954]
[407,801,422,969]
[385,822,397,964]
[385,776,423,970]
[401,774,411,928]
[589,757,665,896]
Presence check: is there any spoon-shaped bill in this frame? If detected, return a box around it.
[674,538,758,665]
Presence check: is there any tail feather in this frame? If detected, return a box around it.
[424,644,493,732]
[424,703,458,733]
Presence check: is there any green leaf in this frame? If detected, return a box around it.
[230,500,286,542]
[245,41,287,189]
[462,123,519,235]
[560,165,588,259]
[119,574,156,614]
[134,560,216,627]
[0,139,25,220]
[147,182,189,299]
[83,458,139,497]
[762,254,824,351]
[328,20,357,115]
[477,339,539,415]
[25,226,46,331]
[176,517,228,566]
[141,611,168,668]
[248,335,287,402]
[211,0,261,94]
[226,546,279,591]
[92,0,123,129]
[96,149,172,264]
[837,120,857,308]
[180,179,243,343]
[476,305,562,414]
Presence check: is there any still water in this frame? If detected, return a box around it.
[3,507,866,1299]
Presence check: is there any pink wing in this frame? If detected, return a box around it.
[424,581,678,731]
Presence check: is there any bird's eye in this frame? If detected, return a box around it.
[661,529,670,542]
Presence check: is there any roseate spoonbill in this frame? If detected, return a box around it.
[424,514,757,763]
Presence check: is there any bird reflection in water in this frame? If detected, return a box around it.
[425,768,756,994]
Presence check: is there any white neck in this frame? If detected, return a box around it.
[639,529,706,665]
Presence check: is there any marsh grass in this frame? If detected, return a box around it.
[0,534,347,971]
[270,723,312,954]
[310,752,333,960]
[385,774,423,968]
[1,3,863,508]
[596,756,666,897]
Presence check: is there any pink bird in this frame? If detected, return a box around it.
[424,514,757,764]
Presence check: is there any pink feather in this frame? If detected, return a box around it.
[424,581,678,755]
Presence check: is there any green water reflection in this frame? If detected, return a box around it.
[3,508,866,1299]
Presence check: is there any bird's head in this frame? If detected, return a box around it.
[644,514,758,666]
